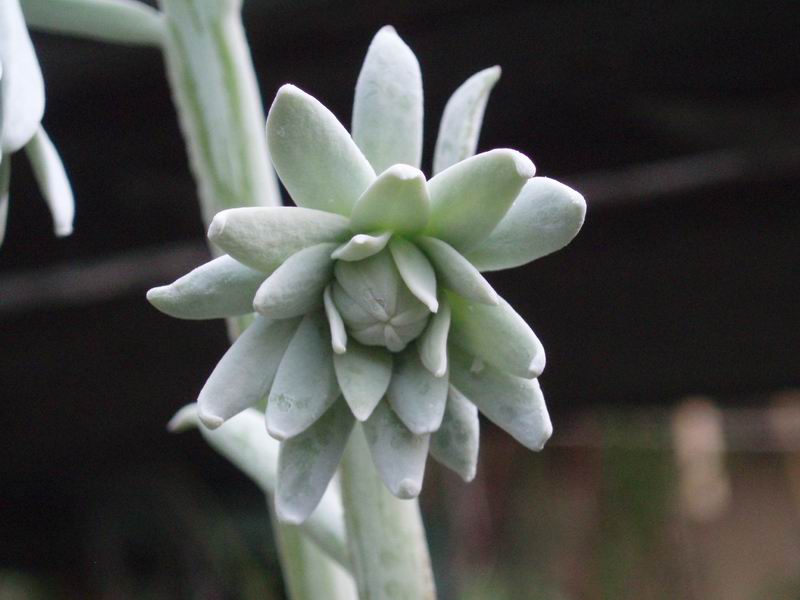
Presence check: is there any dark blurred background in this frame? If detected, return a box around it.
[1,1,799,598]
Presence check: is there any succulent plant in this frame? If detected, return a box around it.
[149,26,585,524]
[0,0,74,245]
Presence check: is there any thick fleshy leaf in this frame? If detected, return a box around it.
[0,0,44,153]
[208,206,350,273]
[253,242,336,319]
[267,312,339,440]
[349,164,429,235]
[147,255,266,320]
[430,385,480,481]
[267,84,375,216]
[333,340,392,421]
[24,127,73,236]
[197,316,300,428]
[21,0,165,47]
[351,26,423,173]
[425,149,535,251]
[450,346,552,450]
[169,405,350,568]
[388,237,438,312]
[387,347,448,435]
[276,399,355,524]
[448,292,545,379]
[433,66,501,175]
[466,177,587,271]
[417,295,450,377]
[0,157,9,246]
[416,236,498,305]
[331,231,391,262]
[323,285,347,354]
[363,401,429,498]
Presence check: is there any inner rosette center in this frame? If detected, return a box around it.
[331,248,430,352]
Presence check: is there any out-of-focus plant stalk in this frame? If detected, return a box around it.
[157,1,354,597]
[22,0,165,47]
[158,0,280,224]
[340,425,436,599]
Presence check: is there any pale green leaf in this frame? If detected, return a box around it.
[448,292,545,378]
[426,149,535,251]
[24,127,74,236]
[363,401,429,498]
[207,206,350,273]
[267,84,375,216]
[147,255,265,320]
[430,385,479,481]
[267,312,339,440]
[450,346,552,451]
[277,399,355,524]
[0,0,44,153]
[387,347,448,435]
[416,236,498,305]
[333,340,392,421]
[323,285,348,354]
[197,316,299,428]
[388,237,438,312]
[417,295,450,377]
[352,26,423,173]
[466,177,587,271]
[331,231,391,262]
[253,242,337,319]
[349,164,430,235]
[433,66,501,174]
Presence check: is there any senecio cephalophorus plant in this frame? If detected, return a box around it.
[148,26,585,524]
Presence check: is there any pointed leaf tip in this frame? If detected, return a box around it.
[268,84,375,216]
[466,177,587,272]
[352,26,423,173]
[167,404,199,433]
[199,317,299,426]
[25,128,74,238]
[197,407,224,430]
[433,65,502,174]
[146,255,267,320]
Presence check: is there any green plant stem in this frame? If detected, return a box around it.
[339,425,437,600]
[158,0,280,224]
[157,1,355,597]
[271,503,358,599]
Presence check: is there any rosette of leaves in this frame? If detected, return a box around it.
[0,0,74,245]
[149,26,585,524]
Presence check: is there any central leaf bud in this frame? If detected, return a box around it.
[331,248,430,352]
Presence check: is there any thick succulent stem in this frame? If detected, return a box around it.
[157,1,354,597]
[271,503,358,600]
[158,0,281,222]
[340,424,437,600]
